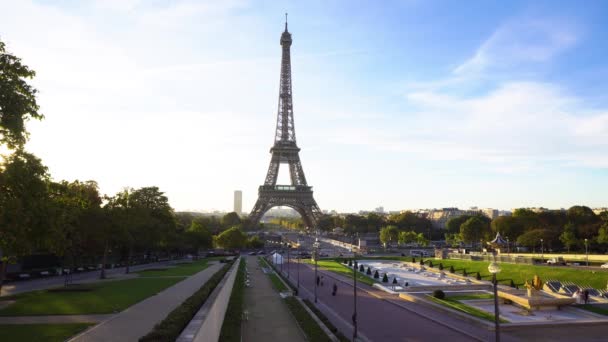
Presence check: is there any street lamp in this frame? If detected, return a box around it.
[506,237,510,256]
[488,260,502,342]
[297,250,300,292]
[313,237,320,303]
[585,238,589,266]
[287,243,291,279]
[540,239,544,262]
[352,234,358,341]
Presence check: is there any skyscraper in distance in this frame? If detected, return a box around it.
[234,190,243,214]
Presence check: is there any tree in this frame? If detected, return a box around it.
[0,40,44,149]
[516,229,554,248]
[247,236,264,249]
[379,225,398,246]
[221,212,241,228]
[459,216,491,244]
[446,215,471,234]
[0,151,49,292]
[214,227,247,249]
[559,223,578,253]
[186,220,213,252]
[491,216,524,240]
[415,232,429,247]
[398,231,417,245]
[597,224,608,252]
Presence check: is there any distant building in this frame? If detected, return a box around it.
[233,190,242,214]
[427,207,482,229]
[375,206,385,214]
[482,208,499,220]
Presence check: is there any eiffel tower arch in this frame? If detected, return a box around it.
[248,18,322,229]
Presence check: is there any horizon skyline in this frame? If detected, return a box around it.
[2,1,608,213]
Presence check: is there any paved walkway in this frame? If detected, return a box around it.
[241,256,306,342]
[0,314,113,324]
[68,262,223,342]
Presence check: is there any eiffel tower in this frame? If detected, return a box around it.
[249,16,322,229]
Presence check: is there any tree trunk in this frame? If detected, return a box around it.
[100,240,109,279]
[0,260,7,295]
[125,247,132,274]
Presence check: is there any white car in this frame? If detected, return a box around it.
[601,262,608,269]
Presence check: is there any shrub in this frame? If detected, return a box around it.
[359,264,364,272]
[510,279,516,288]
[438,263,444,270]
[354,261,358,268]
[432,289,445,299]
[366,267,372,275]
[412,257,416,263]
[476,272,481,281]
[348,260,352,267]
[428,261,434,268]
[449,265,455,273]
[392,277,398,284]
[420,259,424,265]
[382,273,389,283]
[462,269,467,276]
[374,270,379,279]
[343,259,348,264]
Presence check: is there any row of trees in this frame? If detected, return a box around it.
[446,207,608,252]
[316,211,435,238]
[0,40,260,292]
[379,226,429,247]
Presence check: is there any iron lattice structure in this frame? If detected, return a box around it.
[249,19,322,229]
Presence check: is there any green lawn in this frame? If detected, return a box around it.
[136,259,209,277]
[364,257,608,289]
[0,323,91,342]
[304,260,376,286]
[0,277,181,316]
[577,304,608,316]
[428,295,509,323]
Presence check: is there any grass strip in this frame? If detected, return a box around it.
[305,259,375,286]
[258,257,289,292]
[576,304,608,316]
[136,260,209,277]
[284,296,332,342]
[427,295,509,323]
[302,299,350,342]
[139,261,234,342]
[218,259,246,342]
[0,277,182,316]
[0,323,92,342]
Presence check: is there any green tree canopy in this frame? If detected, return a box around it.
[559,222,578,252]
[0,40,43,149]
[221,212,241,228]
[446,215,471,234]
[459,216,491,244]
[379,225,399,245]
[214,227,247,249]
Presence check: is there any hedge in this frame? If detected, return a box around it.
[139,260,234,342]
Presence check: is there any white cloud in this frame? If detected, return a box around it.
[454,17,578,75]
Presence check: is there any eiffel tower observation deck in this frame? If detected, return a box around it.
[249,16,322,229]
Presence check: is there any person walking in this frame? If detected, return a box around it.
[583,289,590,304]
[316,275,320,286]
[320,275,324,286]
[332,282,337,296]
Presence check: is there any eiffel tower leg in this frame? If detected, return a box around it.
[249,198,271,229]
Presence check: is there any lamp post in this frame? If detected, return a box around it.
[297,252,300,292]
[313,237,320,303]
[352,234,358,341]
[488,260,502,342]
[540,239,544,262]
[280,242,284,273]
[506,237,510,255]
[585,238,589,266]
[287,243,291,279]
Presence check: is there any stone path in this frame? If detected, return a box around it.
[68,262,223,342]
[241,255,306,342]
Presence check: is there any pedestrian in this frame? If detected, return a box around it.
[320,275,324,286]
[583,289,590,304]
[332,282,337,296]
[316,275,320,286]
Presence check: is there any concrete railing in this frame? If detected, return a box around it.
[177,258,241,342]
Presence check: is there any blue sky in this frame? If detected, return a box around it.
[1,0,608,212]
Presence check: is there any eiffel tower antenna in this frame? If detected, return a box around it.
[248,19,322,230]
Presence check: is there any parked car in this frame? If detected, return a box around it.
[600,262,608,269]
[547,257,566,265]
